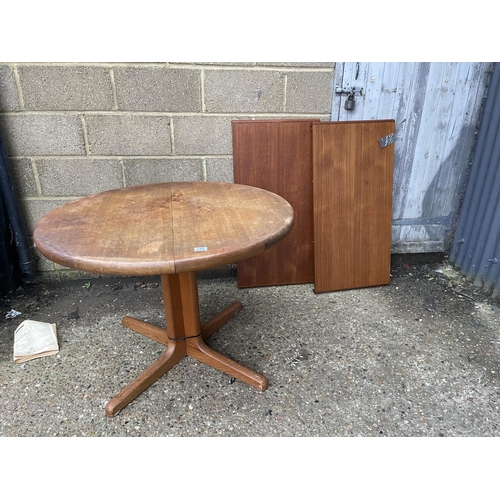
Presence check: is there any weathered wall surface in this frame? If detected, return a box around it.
[0,62,334,281]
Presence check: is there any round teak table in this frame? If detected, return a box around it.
[33,182,294,416]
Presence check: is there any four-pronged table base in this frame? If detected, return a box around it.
[104,271,268,417]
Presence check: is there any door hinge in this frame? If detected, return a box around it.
[379,133,395,148]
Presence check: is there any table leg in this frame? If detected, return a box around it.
[121,316,169,345]
[165,272,267,390]
[106,271,267,416]
[104,342,185,417]
[201,301,243,340]
[187,336,268,391]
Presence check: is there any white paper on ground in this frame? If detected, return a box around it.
[13,320,59,364]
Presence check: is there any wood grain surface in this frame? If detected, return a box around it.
[33,182,294,276]
[232,119,318,287]
[312,120,394,293]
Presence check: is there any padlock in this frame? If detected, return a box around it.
[344,92,355,111]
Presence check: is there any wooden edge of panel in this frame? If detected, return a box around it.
[232,119,322,125]
[312,119,396,126]
[313,279,391,294]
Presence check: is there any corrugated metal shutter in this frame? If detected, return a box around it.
[450,62,500,299]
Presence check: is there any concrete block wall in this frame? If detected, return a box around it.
[0,62,334,281]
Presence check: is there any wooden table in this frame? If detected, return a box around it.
[33,182,294,416]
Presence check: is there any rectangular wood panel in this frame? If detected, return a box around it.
[313,120,394,293]
[232,119,318,287]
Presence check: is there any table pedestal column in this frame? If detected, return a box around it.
[104,271,268,417]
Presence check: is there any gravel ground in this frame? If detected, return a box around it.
[1,255,500,437]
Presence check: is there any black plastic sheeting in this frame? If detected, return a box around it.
[0,129,36,294]
[450,62,500,299]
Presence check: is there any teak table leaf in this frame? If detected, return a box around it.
[312,120,395,293]
[232,119,317,287]
[33,182,294,416]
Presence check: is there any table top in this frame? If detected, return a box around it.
[33,182,294,276]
